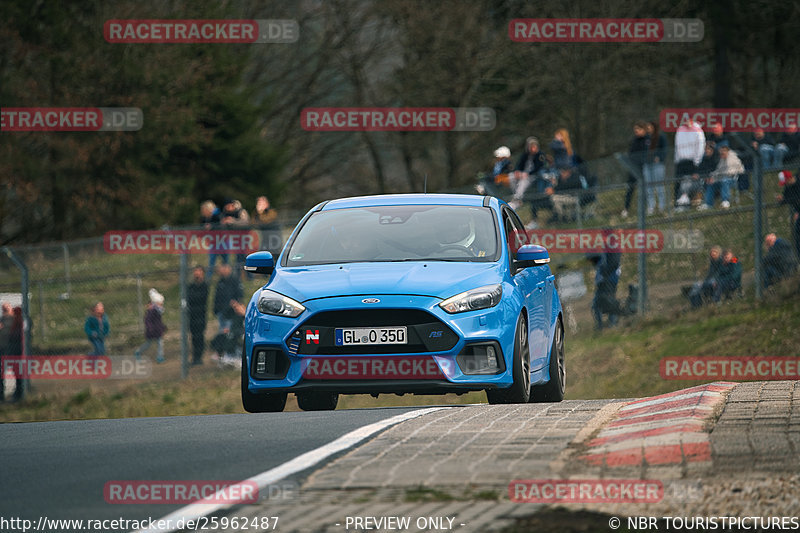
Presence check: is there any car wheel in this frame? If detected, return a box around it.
[296,391,339,411]
[241,343,287,413]
[486,313,531,404]
[531,317,565,403]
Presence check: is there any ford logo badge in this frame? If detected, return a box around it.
[362,298,380,304]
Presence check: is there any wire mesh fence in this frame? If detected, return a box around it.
[1,148,798,401]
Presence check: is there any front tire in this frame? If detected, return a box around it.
[296,391,339,411]
[531,317,565,403]
[486,313,531,404]
[241,344,287,413]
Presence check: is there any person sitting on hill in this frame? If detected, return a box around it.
[716,249,742,301]
[687,245,722,308]
[763,233,798,288]
[476,146,514,197]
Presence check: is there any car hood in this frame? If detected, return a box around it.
[266,262,501,303]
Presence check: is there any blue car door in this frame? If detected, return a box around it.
[502,208,548,368]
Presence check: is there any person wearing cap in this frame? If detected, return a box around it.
[776,170,800,260]
[135,289,167,363]
[475,146,513,197]
[700,141,743,210]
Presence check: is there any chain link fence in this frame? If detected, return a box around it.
[1,148,798,400]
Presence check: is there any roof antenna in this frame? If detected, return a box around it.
[423,173,428,194]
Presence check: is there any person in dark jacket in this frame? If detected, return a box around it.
[201,200,225,278]
[84,302,109,356]
[777,170,800,260]
[716,249,742,301]
[623,121,650,217]
[687,246,723,308]
[589,241,624,330]
[0,303,24,402]
[763,233,798,288]
[751,129,776,169]
[135,289,167,363]
[644,121,668,215]
[213,263,243,334]
[187,266,209,365]
[776,126,800,167]
[547,164,584,222]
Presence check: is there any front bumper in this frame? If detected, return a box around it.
[244,294,518,395]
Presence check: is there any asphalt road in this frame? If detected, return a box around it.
[0,408,420,529]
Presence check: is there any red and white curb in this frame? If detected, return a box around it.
[580,382,736,467]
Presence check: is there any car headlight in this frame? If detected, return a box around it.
[439,284,502,314]
[257,290,305,318]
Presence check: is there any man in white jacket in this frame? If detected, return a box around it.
[674,119,706,208]
[699,142,744,210]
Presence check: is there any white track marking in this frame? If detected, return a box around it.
[134,407,450,533]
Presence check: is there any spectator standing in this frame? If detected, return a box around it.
[763,233,798,288]
[213,264,243,335]
[221,199,251,276]
[84,302,109,356]
[201,200,225,278]
[254,195,282,255]
[751,129,776,170]
[776,126,800,168]
[589,244,623,330]
[644,121,668,215]
[0,303,23,402]
[776,170,800,260]
[623,121,650,218]
[674,119,705,209]
[187,266,209,366]
[135,289,167,363]
[687,246,723,308]
[701,142,743,210]
[707,123,728,147]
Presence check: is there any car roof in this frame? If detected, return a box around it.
[320,193,490,210]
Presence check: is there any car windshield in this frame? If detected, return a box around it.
[285,205,497,265]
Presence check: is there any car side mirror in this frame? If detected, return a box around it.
[244,251,274,275]
[515,244,550,269]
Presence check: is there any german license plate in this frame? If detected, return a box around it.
[335,326,407,346]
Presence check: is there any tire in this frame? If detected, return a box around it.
[531,317,565,403]
[241,344,287,413]
[296,391,339,411]
[486,313,531,404]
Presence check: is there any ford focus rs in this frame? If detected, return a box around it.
[241,194,564,412]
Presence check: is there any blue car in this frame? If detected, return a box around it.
[241,194,564,412]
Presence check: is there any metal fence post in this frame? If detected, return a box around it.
[179,254,189,379]
[731,133,763,299]
[62,243,71,298]
[614,152,647,315]
[136,275,144,334]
